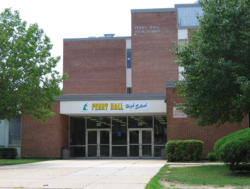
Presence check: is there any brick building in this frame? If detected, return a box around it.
[0,3,248,159]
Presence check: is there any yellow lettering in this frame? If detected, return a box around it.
[92,103,96,110]
[121,103,123,110]
[102,103,104,110]
[111,103,114,110]
[118,103,121,110]
[114,103,117,110]
[105,103,108,110]
[98,103,101,110]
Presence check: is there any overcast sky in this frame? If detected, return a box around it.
[1,0,195,84]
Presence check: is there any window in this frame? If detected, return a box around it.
[0,120,6,146]
[179,39,187,46]
[126,49,131,68]
[70,117,85,145]
[178,7,203,27]
[127,87,132,94]
[9,116,21,145]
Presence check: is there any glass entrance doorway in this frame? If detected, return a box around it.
[87,130,110,158]
[70,115,166,159]
[129,129,152,158]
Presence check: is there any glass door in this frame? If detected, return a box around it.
[142,130,152,157]
[100,130,110,157]
[87,130,98,157]
[87,130,110,158]
[129,129,152,158]
[129,130,140,157]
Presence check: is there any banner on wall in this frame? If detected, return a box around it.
[79,101,150,112]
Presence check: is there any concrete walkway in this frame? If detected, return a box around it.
[0,159,166,189]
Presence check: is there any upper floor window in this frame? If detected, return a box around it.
[178,7,203,27]
[126,49,131,68]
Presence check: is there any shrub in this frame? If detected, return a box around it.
[207,152,217,161]
[0,148,17,159]
[214,128,250,171]
[166,140,203,162]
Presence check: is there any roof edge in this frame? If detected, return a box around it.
[55,93,166,101]
[131,8,176,13]
[175,3,201,8]
[64,36,131,41]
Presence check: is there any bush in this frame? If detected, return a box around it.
[207,152,217,161]
[214,128,250,171]
[166,140,203,162]
[0,148,17,159]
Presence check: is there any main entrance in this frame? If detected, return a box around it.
[87,130,110,158]
[69,115,167,158]
[129,129,152,158]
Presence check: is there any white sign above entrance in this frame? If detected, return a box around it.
[173,107,187,118]
[79,101,150,112]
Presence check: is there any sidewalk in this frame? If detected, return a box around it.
[0,159,166,189]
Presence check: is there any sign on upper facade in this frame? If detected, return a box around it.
[134,26,161,34]
[173,107,187,118]
[79,101,150,112]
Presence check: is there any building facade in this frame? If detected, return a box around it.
[1,3,248,159]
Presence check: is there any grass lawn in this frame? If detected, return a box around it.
[146,165,250,189]
[0,159,55,166]
[146,165,169,189]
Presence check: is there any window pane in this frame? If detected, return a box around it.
[154,146,165,157]
[0,120,6,146]
[130,145,139,157]
[100,145,109,157]
[112,146,127,157]
[9,116,21,146]
[112,116,127,145]
[127,87,132,94]
[88,146,97,157]
[142,145,151,157]
[87,117,110,128]
[154,116,167,145]
[100,130,109,144]
[88,131,97,144]
[142,130,151,144]
[130,130,139,144]
[70,117,85,145]
[179,39,187,46]
[128,116,152,128]
[70,147,85,157]
[178,7,203,27]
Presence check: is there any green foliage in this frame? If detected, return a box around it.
[0,148,17,159]
[172,0,250,126]
[214,128,250,171]
[207,152,217,161]
[166,140,203,162]
[0,8,67,122]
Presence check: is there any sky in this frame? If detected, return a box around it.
[1,0,195,85]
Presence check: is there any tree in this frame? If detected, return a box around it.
[172,0,250,126]
[0,8,67,122]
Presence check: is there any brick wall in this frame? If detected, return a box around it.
[21,102,69,158]
[63,39,126,95]
[132,11,178,94]
[166,87,248,157]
